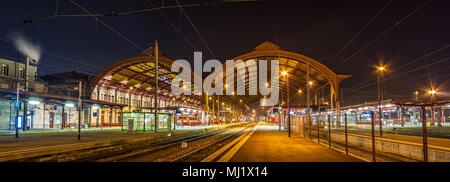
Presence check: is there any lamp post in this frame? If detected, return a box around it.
[428,90,436,101]
[377,66,385,137]
[78,81,82,140]
[428,89,438,127]
[307,81,313,139]
[154,40,159,133]
[282,71,290,137]
[414,91,419,101]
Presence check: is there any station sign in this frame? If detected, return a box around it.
[15,115,23,129]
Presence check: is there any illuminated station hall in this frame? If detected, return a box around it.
[1,41,449,134]
[0,46,244,132]
[0,40,449,163]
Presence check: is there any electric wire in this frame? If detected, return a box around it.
[332,0,434,70]
[342,44,449,92]
[69,0,144,51]
[0,37,104,72]
[147,0,207,60]
[175,0,217,59]
[326,0,392,65]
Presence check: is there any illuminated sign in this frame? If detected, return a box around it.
[16,116,23,129]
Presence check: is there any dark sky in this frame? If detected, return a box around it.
[0,0,449,105]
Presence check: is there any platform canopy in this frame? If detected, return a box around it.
[89,47,202,105]
[213,41,350,111]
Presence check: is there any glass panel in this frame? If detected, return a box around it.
[122,112,170,131]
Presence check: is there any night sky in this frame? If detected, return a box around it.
[0,0,449,105]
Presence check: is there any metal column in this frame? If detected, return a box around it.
[421,106,428,162]
[154,40,159,132]
[371,111,376,162]
[77,81,82,140]
[344,113,348,155]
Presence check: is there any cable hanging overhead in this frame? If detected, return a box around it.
[332,0,434,70]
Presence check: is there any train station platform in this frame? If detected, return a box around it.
[227,125,362,162]
[0,124,229,162]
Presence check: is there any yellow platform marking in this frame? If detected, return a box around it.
[216,127,257,162]
[201,127,254,162]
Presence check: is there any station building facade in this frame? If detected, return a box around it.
[0,47,209,131]
[0,57,42,130]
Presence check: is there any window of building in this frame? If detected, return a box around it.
[18,68,24,79]
[1,64,8,76]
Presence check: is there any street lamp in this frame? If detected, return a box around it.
[307,78,313,139]
[414,91,419,101]
[281,70,290,137]
[377,66,385,137]
[297,89,303,106]
[428,89,438,126]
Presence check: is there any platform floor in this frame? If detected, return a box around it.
[229,125,362,162]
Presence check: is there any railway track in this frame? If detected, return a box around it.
[7,125,243,162]
[169,126,254,162]
[94,124,253,162]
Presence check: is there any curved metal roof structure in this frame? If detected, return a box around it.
[89,41,350,113]
[89,47,201,106]
[216,41,351,108]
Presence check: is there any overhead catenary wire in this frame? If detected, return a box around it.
[351,65,450,96]
[352,56,449,92]
[347,71,450,98]
[25,3,205,20]
[342,44,449,92]
[0,37,104,72]
[0,54,95,76]
[332,0,434,70]
[69,0,144,51]
[147,0,207,60]
[175,0,217,59]
[322,55,450,103]
[325,0,392,66]
[342,57,450,96]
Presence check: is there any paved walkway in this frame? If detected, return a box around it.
[229,125,362,162]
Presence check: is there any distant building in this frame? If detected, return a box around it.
[0,57,43,130]
[0,57,44,91]
[0,47,205,131]
[40,71,95,98]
